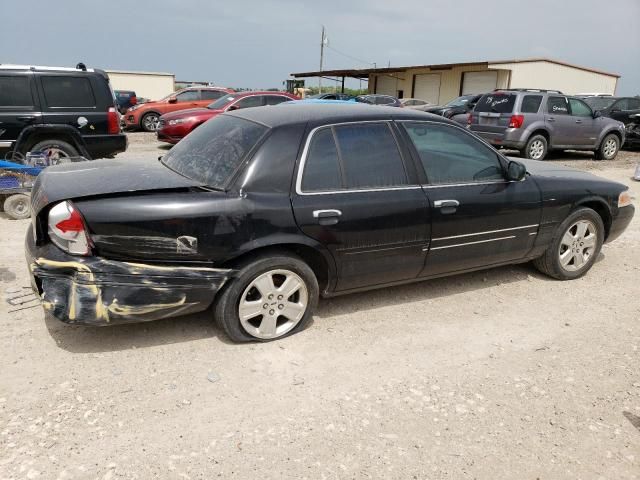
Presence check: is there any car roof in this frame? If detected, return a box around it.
[230,91,292,97]
[227,103,452,128]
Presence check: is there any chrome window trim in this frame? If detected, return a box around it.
[295,120,418,196]
[429,235,516,251]
[432,224,539,241]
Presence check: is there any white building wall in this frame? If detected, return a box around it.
[489,61,617,95]
[106,71,175,100]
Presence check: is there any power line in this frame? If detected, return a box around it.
[325,44,375,68]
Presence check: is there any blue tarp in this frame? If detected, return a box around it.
[0,160,43,176]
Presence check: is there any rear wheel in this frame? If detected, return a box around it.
[522,134,548,160]
[3,194,31,220]
[533,207,604,280]
[30,139,79,162]
[214,253,319,342]
[595,133,619,160]
[141,112,160,132]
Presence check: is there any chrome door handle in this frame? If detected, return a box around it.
[433,200,459,208]
[575,119,583,124]
[547,117,555,122]
[313,209,342,218]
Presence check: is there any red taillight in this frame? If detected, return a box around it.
[48,201,91,255]
[509,114,524,129]
[107,106,119,134]
[130,95,137,106]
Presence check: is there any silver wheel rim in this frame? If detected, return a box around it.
[143,114,160,131]
[12,197,29,216]
[603,138,617,158]
[238,269,308,340]
[558,219,597,272]
[42,147,70,163]
[529,140,545,159]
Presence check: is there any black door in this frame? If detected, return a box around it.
[291,122,430,292]
[400,121,542,277]
[0,73,41,148]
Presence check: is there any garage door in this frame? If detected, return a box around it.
[413,74,440,104]
[461,71,498,95]
[375,75,398,96]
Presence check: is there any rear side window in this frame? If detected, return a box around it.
[0,76,33,107]
[41,76,96,108]
[161,115,267,188]
[521,95,542,113]
[201,90,225,101]
[547,96,569,115]
[334,123,407,189]
[300,122,408,192]
[301,128,342,192]
[474,93,516,113]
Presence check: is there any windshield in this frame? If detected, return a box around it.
[208,94,237,110]
[582,97,617,110]
[445,95,472,107]
[161,115,268,188]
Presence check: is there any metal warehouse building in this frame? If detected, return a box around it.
[291,58,619,104]
[106,69,175,100]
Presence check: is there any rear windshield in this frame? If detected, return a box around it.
[474,93,516,113]
[161,115,268,188]
[582,97,617,110]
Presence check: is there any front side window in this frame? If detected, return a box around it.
[201,90,226,100]
[521,95,542,113]
[568,98,593,117]
[0,76,33,107]
[265,96,291,106]
[176,90,200,102]
[627,98,640,110]
[235,96,264,109]
[612,99,629,111]
[547,96,569,115]
[300,122,408,192]
[41,76,95,108]
[403,122,503,185]
[161,115,267,188]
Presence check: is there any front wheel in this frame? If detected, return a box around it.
[595,133,619,160]
[141,112,160,132]
[522,134,548,160]
[533,208,604,280]
[214,253,319,342]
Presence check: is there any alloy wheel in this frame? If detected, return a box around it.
[238,269,309,339]
[42,147,70,163]
[558,219,597,272]
[603,138,617,158]
[143,114,160,131]
[529,140,545,159]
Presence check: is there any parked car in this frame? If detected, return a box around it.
[307,93,354,101]
[114,90,137,114]
[581,96,640,147]
[626,113,640,148]
[400,98,432,111]
[355,94,402,107]
[123,86,234,132]
[26,104,634,342]
[157,91,297,144]
[468,89,625,160]
[0,64,126,160]
[423,94,483,124]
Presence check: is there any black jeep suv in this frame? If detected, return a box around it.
[0,64,127,160]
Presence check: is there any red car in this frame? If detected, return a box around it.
[123,86,234,132]
[157,91,298,144]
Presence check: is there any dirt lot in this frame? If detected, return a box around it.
[1,135,640,479]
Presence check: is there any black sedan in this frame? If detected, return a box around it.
[26,104,634,342]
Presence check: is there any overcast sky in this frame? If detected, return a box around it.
[4,0,639,95]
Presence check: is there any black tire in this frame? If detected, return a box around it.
[140,112,160,132]
[214,253,319,342]
[533,207,604,280]
[522,134,548,160]
[3,194,31,220]
[30,139,79,161]
[594,133,620,160]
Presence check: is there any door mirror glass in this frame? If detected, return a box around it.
[593,110,602,118]
[507,161,526,181]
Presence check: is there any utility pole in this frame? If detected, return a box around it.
[319,25,326,94]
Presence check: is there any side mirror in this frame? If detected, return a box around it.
[227,104,240,111]
[507,160,526,181]
[593,110,602,118]
[168,96,177,104]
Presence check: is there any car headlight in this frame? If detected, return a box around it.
[168,118,187,126]
[618,190,633,208]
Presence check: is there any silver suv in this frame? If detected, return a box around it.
[468,89,625,161]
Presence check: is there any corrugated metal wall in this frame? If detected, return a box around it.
[106,71,175,100]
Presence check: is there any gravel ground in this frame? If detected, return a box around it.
[1,134,639,479]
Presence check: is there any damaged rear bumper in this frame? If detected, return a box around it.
[25,226,231,326]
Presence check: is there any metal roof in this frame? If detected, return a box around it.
[290,58,620,79]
